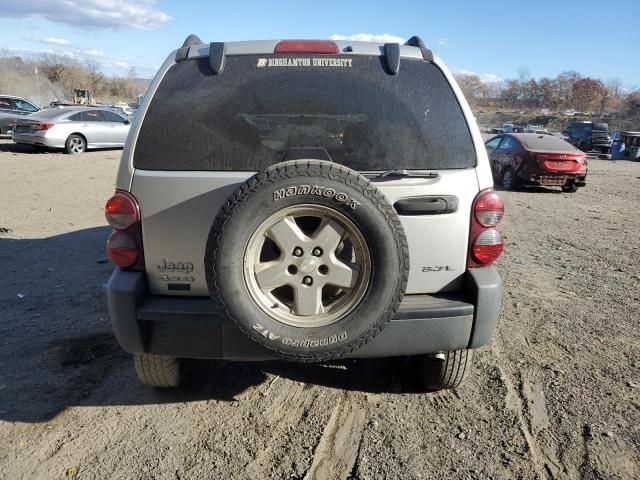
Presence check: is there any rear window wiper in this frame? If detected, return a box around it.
[373,169,440,180]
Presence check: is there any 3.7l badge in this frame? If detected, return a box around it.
[422,266,455,272]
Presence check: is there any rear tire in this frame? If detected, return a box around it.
[413,349,474,391]
[501,168,518,190]
[133,353,182,387]
[65,134,86,154]
[562,184,578,193]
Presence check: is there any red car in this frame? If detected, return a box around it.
[485,133,588,192]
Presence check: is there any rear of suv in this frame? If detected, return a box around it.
[106,36,503,390]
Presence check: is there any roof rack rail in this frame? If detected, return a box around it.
[404,36,426,49]
[175,34,203,62]
[404,35,434,62]
[209,42,226,74]
[182,34,203,48]
[383,43,401,75]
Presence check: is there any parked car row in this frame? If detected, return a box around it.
[488,120,615,155]
[488,123,549,135]
[0,94,135,154]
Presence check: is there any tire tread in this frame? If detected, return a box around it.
[133,353,181,387]
[439,349,473,389]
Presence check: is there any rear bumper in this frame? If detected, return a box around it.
[11,132,64,148]
[107,267,502,360]
[525,173,587,187]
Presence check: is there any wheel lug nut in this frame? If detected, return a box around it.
[302,276,313,286]
[312,247,323,256]
[293,247,303,257]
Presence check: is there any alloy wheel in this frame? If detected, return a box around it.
[244,205,371,327]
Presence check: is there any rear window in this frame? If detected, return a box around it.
[134,54,476,171]
[518,135,579,152]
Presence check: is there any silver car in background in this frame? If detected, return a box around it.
[12,106,131,154]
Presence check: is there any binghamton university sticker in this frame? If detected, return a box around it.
[257,57,353,68]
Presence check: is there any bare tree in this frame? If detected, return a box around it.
[500,80,520,108]
[539,78,560,110]
[454,74,489,107]
[603,78,623,112]
[571,78,606,112]
[623,91,640,117]
[39,53,67,84]
[86,60,104,96]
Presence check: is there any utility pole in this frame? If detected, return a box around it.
[35,67,41,106]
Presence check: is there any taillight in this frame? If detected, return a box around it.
[105,191,139,230]
[31,123,54,131]
[106,231,139,268]
[274,40,339,54]
[468,189,504,267]
[472,229,504,264]
[474,191,504,227]
[105,190,144,270]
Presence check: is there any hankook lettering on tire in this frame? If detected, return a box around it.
[273,185,361,209]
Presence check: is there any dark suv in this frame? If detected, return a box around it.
[563,121,612,153]
[105,35,504,390]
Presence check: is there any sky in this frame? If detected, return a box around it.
[0,0,638,87]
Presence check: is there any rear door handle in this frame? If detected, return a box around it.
[394,196,458,215]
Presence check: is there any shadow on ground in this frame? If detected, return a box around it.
[0,226,432,424]
[0,138,122,155]
[494,185,563,194]
[0,139,48,153]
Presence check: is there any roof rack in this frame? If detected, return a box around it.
[182,34,203,48]
[175,34,203,63]
[383,43,401,75]
[208,42,226,74]
[381,35,434,74]
[175,34,226,75]
[404,35,434,62]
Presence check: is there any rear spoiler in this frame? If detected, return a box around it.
[174,34,434,76]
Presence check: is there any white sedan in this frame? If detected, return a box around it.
[12,106,131,154]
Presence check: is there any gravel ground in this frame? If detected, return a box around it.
[0,138,639,479]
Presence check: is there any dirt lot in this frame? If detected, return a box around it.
[0,137,639,480]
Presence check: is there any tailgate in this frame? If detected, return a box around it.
[375,168,478,293]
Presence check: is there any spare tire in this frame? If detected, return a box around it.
[205,160,409,362]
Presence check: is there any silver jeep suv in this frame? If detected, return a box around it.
[105,35,504,389]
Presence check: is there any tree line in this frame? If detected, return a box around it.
[0,51,147,105]
[454,71,639,117]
